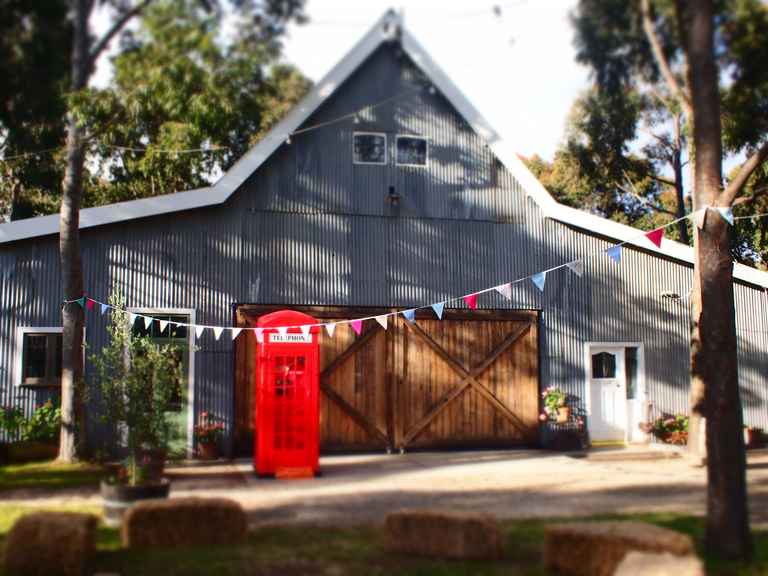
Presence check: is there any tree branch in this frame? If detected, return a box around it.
[732,185,768,206]
[641,0,693,118]
[88,0,155,71]
[616,178,677,216]
[649,173,677,187]
[719,141,768,206]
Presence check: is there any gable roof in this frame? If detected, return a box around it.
[1,10,766,289]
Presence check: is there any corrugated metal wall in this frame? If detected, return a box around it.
[0,42,766,450]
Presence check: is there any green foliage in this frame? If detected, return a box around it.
[22,401,61,443]
[0,407,26,439]
[90,293,183,477]
[194,411,225,444]
[74,0,311,206]
[0,0,71,220]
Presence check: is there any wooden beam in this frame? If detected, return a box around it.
[321,326,379,379]
[320,380,389,445]
[401,379,473,446]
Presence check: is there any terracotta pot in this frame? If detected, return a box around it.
[101,478,171,528]
[556,407,571,424]
[198,441,218,460]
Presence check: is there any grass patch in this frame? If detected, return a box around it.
[0,505,765,575]
[0,460,103,491]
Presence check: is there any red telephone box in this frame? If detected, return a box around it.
[254,310,320,477]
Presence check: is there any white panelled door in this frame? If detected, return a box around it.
[588,347,627,443]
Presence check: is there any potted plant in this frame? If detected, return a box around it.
[91,293,183,527]
[640,413,689,445]
[194,411,224,460]
[542,386,570,423]
[744,426,763,449]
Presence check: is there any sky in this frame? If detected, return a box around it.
[93,0,590,162]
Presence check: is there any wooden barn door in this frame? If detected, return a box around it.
[394,310,539,450]
[234,306,539,454]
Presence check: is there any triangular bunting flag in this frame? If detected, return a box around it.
[195,325,205,340]
[606,245,622,264]
[531,272,546,292]
[716,206,734,225]
[143,315,153,330]
[351,319,363,335]
[158,320,169,334]
[463,293,478,310]
[76,297,86,309]
[129,313,138,327]
[431,302,445,319]
[86,298,94,311]
[402,309,416,323]
[375,315,388,330]
[495,283,512,300]
[694,208,707,229]
[325,323,336,338]
[254,327,264,343]
[645,228,664,248]
[100,302,109,315]
[566,260,584,277]
[231,328,242,340]
[300,325,311,337]
[212,327,224,341]
[277,326,288,337]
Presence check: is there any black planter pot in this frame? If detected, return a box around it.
[101,478,171,527]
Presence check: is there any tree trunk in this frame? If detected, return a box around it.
[672,114,689,245]
[687,0,751,560]
[58,0,92,463]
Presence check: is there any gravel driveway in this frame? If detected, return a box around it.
[6,448,768,528]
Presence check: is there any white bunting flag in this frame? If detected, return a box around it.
[694,208,708,229]
[495,283,512,300]
[566,260,584,277]
[212,327,224,341]
[158,320,169,334]
[143,315,152,330]
[231,328,242,340]
[716,206,734,225]
[375,315,388,330]
[325,323,336,338]
[300,325,311,337]
[195,326,205,339]
[129,313,138,327]
[254,328,264,343]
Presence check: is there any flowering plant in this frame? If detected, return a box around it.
[194,412,225,444]
[640,413,688,445]
[541,386,568,419]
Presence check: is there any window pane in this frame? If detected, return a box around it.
[397,137,427,166]
[353,133,386,164]
[591,352,616,378]
[23,334,48,380]
[625,347,638,399]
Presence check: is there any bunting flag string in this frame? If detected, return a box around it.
[61,208,768,340]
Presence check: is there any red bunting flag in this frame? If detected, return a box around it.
[351,319,363,335]
[86,298,95,311]
[463,293,478,310]
[645,228,664,248]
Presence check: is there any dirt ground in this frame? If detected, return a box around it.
[5,447,768,528]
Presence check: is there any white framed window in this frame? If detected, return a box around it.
[396,135,428,167]
[353,132,387,165]
[14,327,63,387]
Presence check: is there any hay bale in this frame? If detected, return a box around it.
[122,497,247,549]
[385,509,502,560]
[614,551,704,576]
[543,521,694,576]
[3,511,98,576]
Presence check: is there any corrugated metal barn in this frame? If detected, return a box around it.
[1,11,766,457]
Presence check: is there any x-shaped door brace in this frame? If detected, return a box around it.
[319,326,389,447]
[400,321,534,449]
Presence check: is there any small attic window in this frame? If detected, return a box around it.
[353,132,387,165]
[396,136,428,167]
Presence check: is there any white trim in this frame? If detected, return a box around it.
[395,134,429,168]
[352,131,388,165]
[128,307,196,458]
[13,327,63,387]
[1,10,766,290]
[583,342,646,444]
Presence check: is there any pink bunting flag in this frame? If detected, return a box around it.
[463,293,478,310]
[645,228,664,248]
[351,319,363,335]
[254,327,264,343]
[325,323,336,338]
[86,298,94,311]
